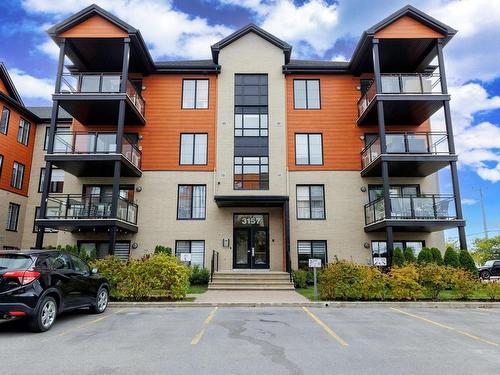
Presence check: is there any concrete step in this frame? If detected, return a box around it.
[208,285,295,291]
[212,276,291,281]
[209,271,294,290]
[211,281,293,286]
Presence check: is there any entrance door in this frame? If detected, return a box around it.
[233,214,269,269]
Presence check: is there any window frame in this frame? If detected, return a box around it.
[297,240,328,270]
[371,240,425,259]
[176,184,207,220]
[293,79,321,110]
[179,133,208,165]
[368,184,421,202]
[181,79,209,109]
[33,206,58,233]
[38,167,64,193]
[296,185,326,220]
[6,202,20,232]
[234,111,269,137]
[233,156,269,190]
[175,240,205,268]
[17,118,30,146]
[0,154,3,177]
[294,133,324,165]
[11,161,24,190]
[0,106,10,135]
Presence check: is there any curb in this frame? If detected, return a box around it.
[109,301,500,308]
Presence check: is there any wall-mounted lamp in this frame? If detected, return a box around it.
[132,242,139,249]
[364,242,371,249]
[142,86,147,91]
[136,186,143,192]
[360,186,367,192]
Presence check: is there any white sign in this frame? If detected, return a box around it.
[373,257,387,266]
[309,258,322,268]
[180,253,192,262]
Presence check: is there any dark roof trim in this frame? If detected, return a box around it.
[214,195,289,207]
[211,23,292,64]
[27,106,72,123]
[283,60,350,74]
[0,92,41,122]
[0,63,24,105]
[154,60,220,74]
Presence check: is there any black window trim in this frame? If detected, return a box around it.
[0,106,10,135]
[17,117,31,146]
[0,154,3,177]
[176,184,207,220]
[179,133,209,165]
[293,79,321,110]
[33,206,58,233]
[297,240,328,269]
[38,167,64,193]
[175,240,205,268]
[294,133,324,166]
[11,161,25,190]
[296,184,326,220]
[6,202,20,232]
[368,184,421,202]
[371,240,426,257]
[233,156,270,191]
[181,79,210,109]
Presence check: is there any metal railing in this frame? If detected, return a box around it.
[52,131,141,169]
[210,250,219,283]
[364,194,457,226]
[43,194,138,225]
[358,73,442,117]
[59,73,145,116]
[361,132,450,169]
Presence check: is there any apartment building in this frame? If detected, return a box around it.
[2,4,465,273]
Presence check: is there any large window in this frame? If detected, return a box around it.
[33,207,58,233]
[295,134,323,165]
[182,79,209,109]
[368,185,419,202]
[38,168,65,193]
[11,162,24,190]
[0,107,10,134]
[372,241,425,260]
[296,185,325,219]
[17,118,30,146]
[297,240,327,270]
[177,185,206,219]
[0,154,3,176]
[175,240,205,268]
[235,110,268,137]
[6,203,20,231]
[180,133,208,165]
[294,79,320,109]
[234,156,269,190]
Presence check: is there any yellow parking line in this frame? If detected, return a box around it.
[302,307,348,347]
[191,307,218,346]
[391,308,499,348]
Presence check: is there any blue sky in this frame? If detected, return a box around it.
[0,0,499,247]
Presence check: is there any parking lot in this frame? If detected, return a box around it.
[1,306,499,375]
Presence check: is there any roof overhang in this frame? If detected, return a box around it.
[0,63,24,105]
[214,195,289,207]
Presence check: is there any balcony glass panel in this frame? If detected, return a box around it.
[80,76,100,93]
[95,133,117,153]
[407,134,429,153]
[386,134,406,153]
[101,75,121,93]
[381,76,400,93]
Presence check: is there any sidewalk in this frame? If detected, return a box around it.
[194,290,309,304]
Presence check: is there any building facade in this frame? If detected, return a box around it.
[2,5,467,272]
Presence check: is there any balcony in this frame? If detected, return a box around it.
[357,73,449,126]
[46,131,142,177]
[364,194,464,232]
[35,194,138,233]
[53,73,145,125]
[360,132,457,177]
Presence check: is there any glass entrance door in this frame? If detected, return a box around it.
[233,214,269,269]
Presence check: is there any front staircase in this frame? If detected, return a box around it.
[208,271,295,290]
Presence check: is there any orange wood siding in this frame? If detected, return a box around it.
[0,99,36,196]
[60,15,128,38]
[72,74,216,171]
[286,75,430,171]
[0,79,8,95]
[375,16,445,39]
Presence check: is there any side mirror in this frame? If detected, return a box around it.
[91,268,98,275]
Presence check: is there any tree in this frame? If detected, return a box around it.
[430,248,444,265]
[404,247,416,263]
[472,235,500,265]
[392,247,405,267]
[443,247,459,267]
[417,247,433,264]
[459,249,477,274]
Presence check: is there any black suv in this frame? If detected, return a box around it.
[0,250,109,332]
[478,260,500,279]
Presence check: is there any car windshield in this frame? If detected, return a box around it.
[484,260,494,267]
[0,254,33,270]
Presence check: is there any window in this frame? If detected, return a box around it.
[175,240,205,267]
[177,185,206,219]
[180,133,208,165]
[17,118,30,145]
[298,241,327,270]
[11,162,24,190]
[372,241,425,260]
[33,207,58,233]
[295,134,323,165]
[368,185,419,202]
[69,255,90,274]
[0,107,10,134]
[38,168,65,193]
[182,79,209,109]
[296,185,325,219]
[234,156,269,190]
[0,154,3,176]
[294,79,320,109]
[47,254,71,271]
[235,110,268,137]
[44,126,70,151]
[6,203,20,231]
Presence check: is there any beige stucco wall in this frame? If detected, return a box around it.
[0,190,28,249]
[215,32,288,196]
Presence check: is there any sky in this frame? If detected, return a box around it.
[0,0,499,247]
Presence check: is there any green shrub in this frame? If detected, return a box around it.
[448,267,479,300]
[57,244,97,262]
[361,266,390,300]
[417,247,433,264]
[418,263,450,300]
[189,265,210,285]
[430,248,444,265]
[292,270,309,289]
[459,249,477,274]
[403,247,416,263]
[318,260,366,300]
[392,247,405,267]
[154,245,172,256]
[388,264,423,300]
[482,281,500,301]
[443,247,459,267]
[90,256,126,298]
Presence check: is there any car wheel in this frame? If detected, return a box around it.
[29,296,57,333]
[481,270,491,280]
[91,287,108,314]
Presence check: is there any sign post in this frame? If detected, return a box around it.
[309,259,322,301]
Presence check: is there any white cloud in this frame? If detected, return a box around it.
[331,54,348,62]
[8,68,54,101]
[461,198,478,206]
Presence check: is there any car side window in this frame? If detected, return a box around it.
[494,261,500,267]
[48,254,71,271]
[70,255,90,274]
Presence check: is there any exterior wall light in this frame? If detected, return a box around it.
[360,186,367,192]
[136,186,143,192]
[364,242,370,249]
[132,242,138,249]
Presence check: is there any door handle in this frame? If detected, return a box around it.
[251,247,255,256]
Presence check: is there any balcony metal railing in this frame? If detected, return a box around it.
[361,132,450,169]
[51,131,141,170]
[357,73,442,117]
[364,194,457,226]
[43,194,138,225]
[59,73,145,116]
